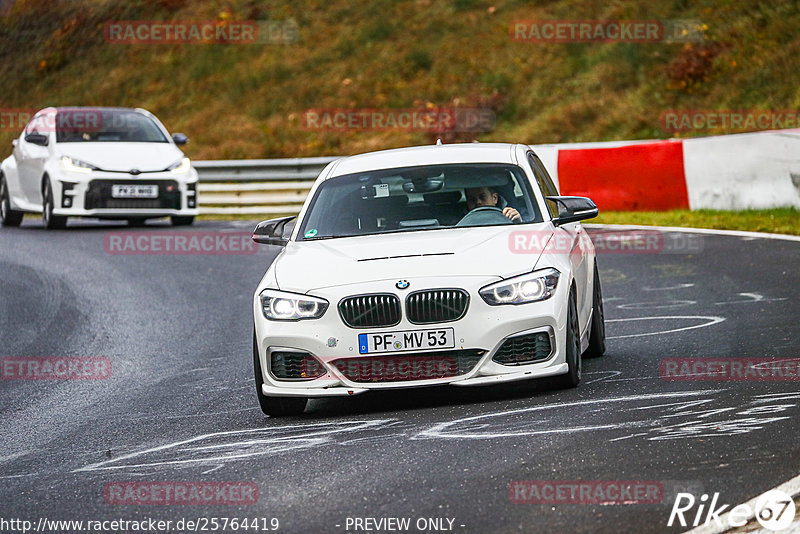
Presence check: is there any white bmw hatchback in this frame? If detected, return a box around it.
[0,107,198,229]
[252,143,605,416]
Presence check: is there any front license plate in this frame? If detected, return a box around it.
[358,328,455,354]
[111,185,158,198]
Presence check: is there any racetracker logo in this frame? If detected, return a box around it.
[104,232,257,255]
[104,19,298,45]
[508,229,703,255]
[660,109,800,133]
[509,480,663,504]
[510,19,704,43]
[1,108,35,132]
[0,108,108,133]
[1,357,111,380]
[300,355,458,382]
[104,482,258,505]
[301,108,495,133]
[660,358,800,381]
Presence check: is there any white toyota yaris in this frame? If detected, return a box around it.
[0,107,198,229]
[252,143,605,416]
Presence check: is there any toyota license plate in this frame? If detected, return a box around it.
[111,185,158,198]
[358,328,455,354]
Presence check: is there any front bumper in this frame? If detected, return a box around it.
[253,275,570,397]
[50,170,198,218]
[258,364,570,397]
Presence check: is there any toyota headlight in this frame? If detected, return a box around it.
[260,289,329,320]
[479,268,560,305]
[168,157,191,174]
[61,156,96,174]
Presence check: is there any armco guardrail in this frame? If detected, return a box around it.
[193,157,337,215]
[192,129,800,216]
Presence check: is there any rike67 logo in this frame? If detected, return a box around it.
[668,490,796,531]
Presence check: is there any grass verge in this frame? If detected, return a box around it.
[592,208,800,236]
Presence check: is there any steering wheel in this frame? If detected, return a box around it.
[455,206,512,227]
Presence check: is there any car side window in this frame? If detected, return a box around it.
[527,152,559,217]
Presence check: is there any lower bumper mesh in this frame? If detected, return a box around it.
[84,179,181,210]
[492,332,552,365]
[330,349,484,383]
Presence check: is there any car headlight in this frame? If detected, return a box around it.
[168,157,191,174]
[61,156,96,174]
[260,289,329,321]
[479,268,560,305]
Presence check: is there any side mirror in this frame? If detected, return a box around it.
[546,196,598,226]
[252,216,295,246]
[24,133,49,146]
[172,133,188,146]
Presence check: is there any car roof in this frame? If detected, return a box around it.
[33,106,150,115]
[55,106,138,111]
[325,143,521,178]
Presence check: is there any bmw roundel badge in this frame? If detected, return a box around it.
[396,280,410,290]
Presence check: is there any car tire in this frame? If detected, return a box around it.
[253,328,307,416]
[584,262,606,358]
[42,179,67,230]
[171,216,195,226]
[552,286,581,389]
[0,174,24,227]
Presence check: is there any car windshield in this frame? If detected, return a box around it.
[298,163,542,240]
[55,109,168,143]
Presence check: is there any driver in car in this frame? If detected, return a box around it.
[465,186,522,222]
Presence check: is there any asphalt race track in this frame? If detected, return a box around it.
[1,220,798,534]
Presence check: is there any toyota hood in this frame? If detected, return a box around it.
[273,224,552,293]
[57,142,184,173]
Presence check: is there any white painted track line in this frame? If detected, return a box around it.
[586,223,800,243]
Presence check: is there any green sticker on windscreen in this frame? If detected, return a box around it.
[304,229,318,238]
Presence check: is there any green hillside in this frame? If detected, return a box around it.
[1,0,799,161]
